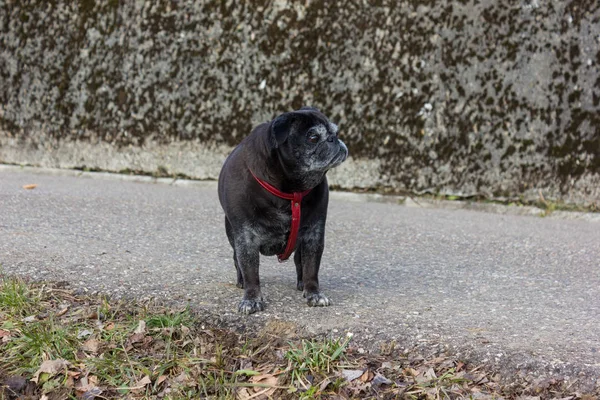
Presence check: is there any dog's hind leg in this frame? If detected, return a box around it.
[225,217,243,289]
[294,248,303,291]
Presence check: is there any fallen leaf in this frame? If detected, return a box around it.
[174,371,189,383]
[134,320,146,334]
[65,375,75,388]
[67,370,81,378]
[359,369,374,383]
[249,373,278,396]
[55,307,69,317]
[40,395,49,400]
[156,375,168,385]
[105,322,115,331]
[181,324,190,337]
[82,387,103,400]
[342,369,364,382]
[82,338,100,353]
[141,335,154,349]
[239,358,253,371]
[23,184,37,190]
[87,311,99,320]
[95,320,104,331]
[131,375,152,392]
[76,375,89,391]
[424,367,437,380]
[371,373,392,388]
[31,359,71,383]
[0,329,11,343]
[237,387,252,400]
[319,377,331,391]
[127,332,146,346]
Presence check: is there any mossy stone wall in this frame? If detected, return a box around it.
[1,0,598,205]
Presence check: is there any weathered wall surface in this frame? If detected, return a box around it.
[0,0,598,205]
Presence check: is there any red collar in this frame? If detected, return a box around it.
[249,169,311,262]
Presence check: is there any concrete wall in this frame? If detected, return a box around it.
[1,0,598,206]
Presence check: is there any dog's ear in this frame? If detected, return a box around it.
[270,112,294,148]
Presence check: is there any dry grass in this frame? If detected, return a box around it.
[0,273,595,399]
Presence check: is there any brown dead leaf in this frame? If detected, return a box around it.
[236,387,252,400]
[174,371,189,383]
[141,335,154,349]
[65,375,75,388]
[136,375,152,387]
[76,375,90,391]
[134,320,146,334]
[23,184,38,190]
[81,387,102,400]
[82,338,100,353]
[56,307,69,317]
[129,375,152,393]
[424,367,437,380]
[87,311,99,320]
[31,359,71,383]
[359,369,374,383]
[156,375,168,386]
[105,322,115,331]
[0,329,11,343]
[249,373,278,397]
[342,369,364,382]
[181,324,190,337]
[126,332,146,347]
[319,378,332,391]
[67,370,81,378]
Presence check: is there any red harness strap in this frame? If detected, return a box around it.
[249,169,311,262]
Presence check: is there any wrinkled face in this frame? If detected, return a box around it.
[272,108,349,174]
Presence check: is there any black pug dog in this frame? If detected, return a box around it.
[218,107,348,314]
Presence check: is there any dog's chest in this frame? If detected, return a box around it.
[257,206,293,256]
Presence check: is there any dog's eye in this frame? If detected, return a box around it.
[308,134,320,144]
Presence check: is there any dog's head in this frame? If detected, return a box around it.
[269,107,348,175]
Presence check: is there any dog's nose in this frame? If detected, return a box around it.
[339,140,348,156]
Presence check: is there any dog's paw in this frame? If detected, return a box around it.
[304,292,331,307]
[238,299,265,314]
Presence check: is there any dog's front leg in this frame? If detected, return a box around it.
[300,224,331,307]
[235,238,264,314]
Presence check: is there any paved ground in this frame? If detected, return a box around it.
[1,166,599,391]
